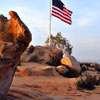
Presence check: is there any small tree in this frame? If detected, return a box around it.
[45,32,73,56]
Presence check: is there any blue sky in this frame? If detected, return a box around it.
[0,0,100,63]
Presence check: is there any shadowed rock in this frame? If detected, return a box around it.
[17,62,59,76]
[61,56,81,77]
[0,11,31,99]
[56,65,69,75]
[21,45,63,66]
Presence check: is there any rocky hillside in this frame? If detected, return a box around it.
[4,62,100,100]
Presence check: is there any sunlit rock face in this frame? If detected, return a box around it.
[0,11,32,99]
[60,56,81,77]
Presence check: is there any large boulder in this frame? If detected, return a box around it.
[56,65,69,75]
[61,56,81,77]
[17,62,59,76]
[0,11,31,99]
[90,62,100,71]
[21,46,63,66]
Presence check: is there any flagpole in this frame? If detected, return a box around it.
[49,0,52,45]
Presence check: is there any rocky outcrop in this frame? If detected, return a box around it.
[0,11,31,99]
[21,45,63,66]
[60,56,81,77]
[80,62,100,71]
[17,62,59,76]
[61,56,81,72]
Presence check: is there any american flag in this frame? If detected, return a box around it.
[52,0,72,25]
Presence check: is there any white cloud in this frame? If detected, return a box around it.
[70,34,100,63]
[78,17,93,27]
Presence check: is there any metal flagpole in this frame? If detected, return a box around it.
[49,0,52,46]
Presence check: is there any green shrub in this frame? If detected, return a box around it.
[76,75,96,90]
[29,55,39,62]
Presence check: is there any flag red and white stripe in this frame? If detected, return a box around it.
[52,5,72,25]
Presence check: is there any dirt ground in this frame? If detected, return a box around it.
[5,63,100,100]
